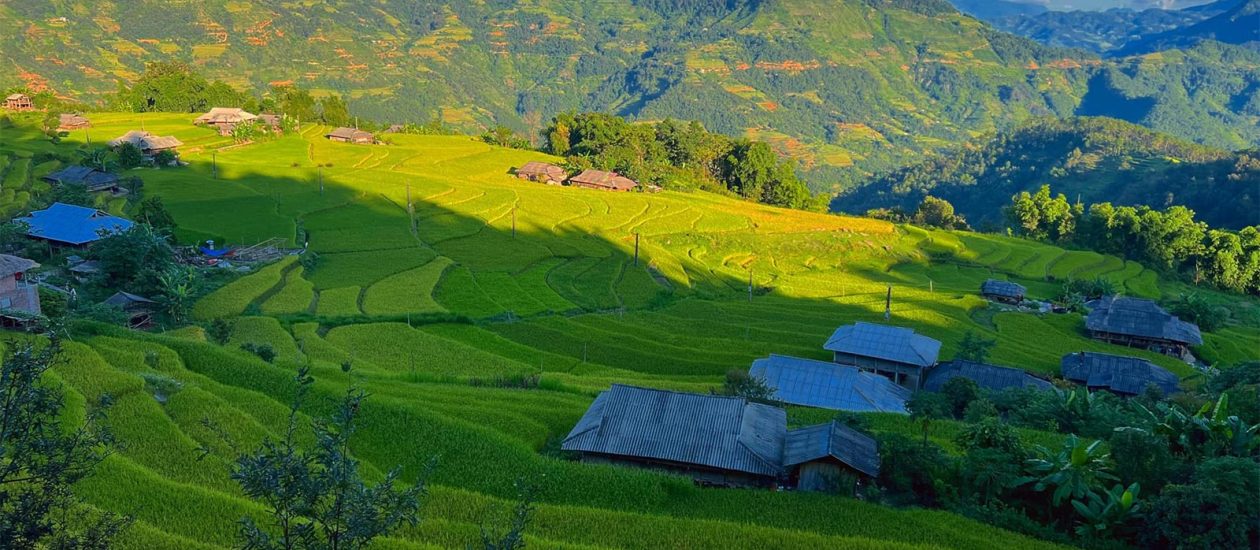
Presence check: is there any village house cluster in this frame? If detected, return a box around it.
[515,162,660,192]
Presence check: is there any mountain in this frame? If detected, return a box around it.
[832,117,1260,229]
[1,0,1258,189]
[1115,0,1260,54]
[951,0,1048,19]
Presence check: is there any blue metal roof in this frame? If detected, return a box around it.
[783,421,880,478]
[749,354,910,413]
[18,202,133,245]
[925,360,1054,393]
[1086,296,1202,346]
[1060,352,1181,396]
[824,322,941,368]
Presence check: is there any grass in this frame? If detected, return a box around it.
[2,113,1254,549]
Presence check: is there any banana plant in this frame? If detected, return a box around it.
[1017,435,1118,507]
[1072,482,1141,539]
[1149,394,1259,458]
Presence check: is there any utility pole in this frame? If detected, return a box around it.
[212,151,217,180]
[512,206,517,239]
[929,279,934,294]
[748,270,754,302]
[318,166,323,194]
[634,233,640,266]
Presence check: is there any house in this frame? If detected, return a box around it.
[824,322,941,389]
[325,127,375,144]
[385,124,405,133]
[68,259,101,281]
[57,113,91,131]
[18,202,134,247]
[748,354,910,413]
[783,421,881,492]
[924,360,1054,393]
[1085,296,1202,357]
[562,384,786,488]
[103,291,157,328]
[567,169,638,191]
[561,385,882,491]
[0,254,41,325]
[108,131,183,157]
[195,107,258,135]
[257,114,282,132]
[515,162,567,185]
[981,279,1025,305]
[1060,351,1181,396]
[4,93,33,110]
[42,166,121,193]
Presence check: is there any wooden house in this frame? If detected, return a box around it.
[385,124,405,133]
[326,127,375,144]
[1085,296,1202,357]
[18,202,133,247]
[783,421,880,493]
[981,279,1025,304]
[103,291,157,328]
[748,354,910,413]
[567,169,638,191]
[1061,351,1180,396]
[42,166,121,193]
[562,384,786,488]
[515,162,567,185]
[257,114,282,133]
[195,108,258,135]
[0,254,41,326]
[924,360,1054,393]
[824,322,941,389]
[57,113,91,131]
[4,93,33,111]
[108,131,183,158]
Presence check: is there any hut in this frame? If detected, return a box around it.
[108,131,183,158]
[18,202,133,247]
[782,421,880,492]
[981,279,1025,305]
[103,291,157,328]
[257,114,282,132]
[195,108,258,135]
[924,360,1054,393]
[0,254,41,326]
[562,384,785,488]
[42,166,121,193]
[1060,351,1181,396]
[384,124,405,133]
[748,354,910,413]
[326,127,375,144]
[515,162,568,185]
[57,113,91,131]
[1085,296,1202,357]
[567,169,638,191]
[824,322,941,389]
[4,93,33,110]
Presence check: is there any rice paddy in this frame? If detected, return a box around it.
[5,112,1257,549]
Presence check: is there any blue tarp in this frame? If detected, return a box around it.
[18,203,133,245]
[199,247,234,258]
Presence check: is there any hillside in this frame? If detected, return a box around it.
[2,0,1260,188]
[1115,0,1260,54]
[2,112,1257,548]
[833,117,1260,229]
[973,0,1240,54]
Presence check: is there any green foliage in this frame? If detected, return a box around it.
[137,196,177,235]
[113,61,245,113]
[91,224,178,297]
[116,143,143,170]
[239,342,276,364]
[912,196,967,229]
[717,369,776,401]
[1140,457,1260,549]
[955,330,995,362]
[1019,435,1117,507]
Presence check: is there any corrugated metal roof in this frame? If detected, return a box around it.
[195,108,257,124]
[18,203,133,245]
[924,360,1054,393]
[326,127,374,141]
[1086,296,1202,345]
[569,169,638,190]
[981,279,1026,299]
[0,254,38,278]
[44,166,119,189]
[783,421,880,478]
[108,131,183,151]
[562,384,785,477]
[1060,352,1181,396]
[824,322,941,368]
[749,354,910,413]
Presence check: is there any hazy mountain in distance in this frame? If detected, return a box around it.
[975,0,1243,54]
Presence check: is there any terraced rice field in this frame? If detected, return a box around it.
[7,112,1257,549]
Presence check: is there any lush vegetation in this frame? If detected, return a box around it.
[0,111,1256,549]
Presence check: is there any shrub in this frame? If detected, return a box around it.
[240,342,276,363]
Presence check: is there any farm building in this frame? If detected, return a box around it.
[257,114,282,132]
[562,384,786,488]
[385,124,405,133]
[824,322,941,389]
[68,259,101,281]
[4,93,33,110]
[326,127,375,144]
[42,166,121,193]
[18,202,134,247]
[515,162,568,185]
[748,354,910,413]
[568,169,638,191]
[195,108,258,135]
[783,420,881,492]
[103,291,157,328]
[981,279,1025,304]
[0,254,41,325]
[923,360,1054,393]
[1085,296,1202,357]
[1060,351,1181,396]
[108,131,183,157]
[57,113,91,131]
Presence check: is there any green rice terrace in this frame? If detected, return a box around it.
[1,112,1257,549]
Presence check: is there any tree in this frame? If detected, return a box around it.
[1019,435,1117,508]
[481,125,530,149]
[138,196,177,235]
[913,196,964,229]
[319,95,351,127]
[1107,428,1175,493]
[0,337,131,547]
[718,369,775,401]
[233,367,429,549]
[272,86,318,123]
[207,318,233,345]
[477,479,537,550]
[941,377,980,419]
[1140,457,1260,549]
[876,434,952,507]
[157,266,200,323]
[116,142,143,170]
[955,330,995,363]
[91,224,177,296]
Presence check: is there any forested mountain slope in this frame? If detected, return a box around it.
[2,0,1259,188]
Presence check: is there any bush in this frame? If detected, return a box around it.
[240,342,276,363]
[876,433,954,507]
